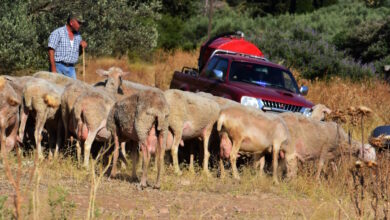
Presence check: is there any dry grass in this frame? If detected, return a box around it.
[1,51,389,218]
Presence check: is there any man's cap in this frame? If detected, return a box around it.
[68,13,85,24]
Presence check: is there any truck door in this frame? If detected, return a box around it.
[193,56,229,95]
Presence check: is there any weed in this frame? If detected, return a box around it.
[48,186,76,220]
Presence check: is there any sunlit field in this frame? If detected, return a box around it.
[1,51,389,219]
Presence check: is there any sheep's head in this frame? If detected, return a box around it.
[311,104,332,121]
[358,143,377,163]
[96,67,129,94]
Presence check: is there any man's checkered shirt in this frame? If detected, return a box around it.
[48,25,82,64]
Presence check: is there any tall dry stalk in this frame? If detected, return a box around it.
[86,145,113,220]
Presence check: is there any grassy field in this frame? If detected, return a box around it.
[1,51,390,219]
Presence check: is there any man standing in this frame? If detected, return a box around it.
[48,13,87,79]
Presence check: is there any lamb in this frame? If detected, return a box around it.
[164,89,220,175]
[0,77,21,153]
[19,78,64,159]
[217,105,289,183]
[107,89,169,188]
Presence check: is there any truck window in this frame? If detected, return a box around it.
[204,57,219,77]
[205,57,228,80]
[229,61,299,93]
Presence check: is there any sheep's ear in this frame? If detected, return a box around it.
[323,107,331,114]
[96,69,109,77]
[7,96,20,107]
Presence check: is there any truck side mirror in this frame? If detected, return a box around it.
[300,85,308,96]
[212,69,224,80]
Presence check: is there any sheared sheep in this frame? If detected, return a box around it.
[61,67,127,164]
[107,89,169,188]
[278,112,376,179]
[164,89,220,175]
[217,105,289,183]
[0,77,21,153]
[19,78,64,159]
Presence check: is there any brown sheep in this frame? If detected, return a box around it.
[107,89,169,188]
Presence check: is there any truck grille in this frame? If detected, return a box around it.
[262,100,302,113]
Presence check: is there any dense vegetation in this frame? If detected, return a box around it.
[1,0,389,80]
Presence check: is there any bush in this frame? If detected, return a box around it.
[0,0,161,74]
[333,17,390,63]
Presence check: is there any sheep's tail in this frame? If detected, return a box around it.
[43,94,60,108]
[147,108,165,131]
[217,113,225,132]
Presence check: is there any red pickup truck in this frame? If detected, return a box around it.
[170,32,314,116]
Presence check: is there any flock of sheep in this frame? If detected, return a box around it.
[0,67,377,189]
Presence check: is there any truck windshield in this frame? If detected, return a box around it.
[229,61,299,93]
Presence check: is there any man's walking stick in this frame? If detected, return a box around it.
[82,47,86,82]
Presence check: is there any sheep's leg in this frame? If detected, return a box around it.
[285,153,298,179]
[219,157,226,179]
[140,142,151,188]
[83,130,98,169]
[62,108,69,144]
[34,111,48,160]
[202,127,212,177]
[120,142,127,169]
[18,105,29,142]
[110,132,120,177]
[315,157,325,181]
[258,155,265,177]
[155,131,167,189]
[272,140,281,184]
[130,142,139,180]
[170,130,183,175]
[54,119,63,159]
[230,139,241,180]
[189,143,195,173]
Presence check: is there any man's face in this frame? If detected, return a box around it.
[69,19,81,32]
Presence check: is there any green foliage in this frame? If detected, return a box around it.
[0,0,161,74]
[177,1,389,80]
[48,186,76,220]
[334,17,390,63]
[0,1,42,73]
[0,196,12,220]
[157,14,184,50]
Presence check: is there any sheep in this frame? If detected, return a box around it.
[19,78,64,159]
[0,77,21,153]
[277,112,376,180]
[61,67,127,163]
[107,89,169,188]
[217,105,289,183]
[164,89,220,176]
[71,89,116,168]
[33,71,76,86]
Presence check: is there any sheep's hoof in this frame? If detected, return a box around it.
[153,183,161,190]
[174,169,183,176]
[273,179,280,185]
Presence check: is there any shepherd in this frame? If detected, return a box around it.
[48,13,87,79]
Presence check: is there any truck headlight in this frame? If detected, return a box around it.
[240,96,264,110]
[300,107,312,117]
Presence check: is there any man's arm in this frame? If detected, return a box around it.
[48,48,56,73]
[48,29,59,73]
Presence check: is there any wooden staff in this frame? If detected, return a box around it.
[82,47,86,82]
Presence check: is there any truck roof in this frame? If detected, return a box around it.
[207,37,264,57]
[215,53,289,72]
